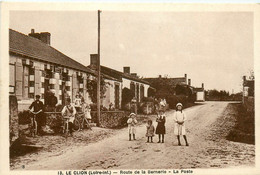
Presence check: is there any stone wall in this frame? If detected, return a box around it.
[91,111,129,128]
[9,96,19,145]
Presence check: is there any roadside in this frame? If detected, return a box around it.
[10,102,255,170]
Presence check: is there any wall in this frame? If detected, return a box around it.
[122,78,150,102]
[91,111,129,128]
[243,96,254,112]
[196,91,205,101]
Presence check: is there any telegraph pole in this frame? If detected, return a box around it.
[96,10,101,127]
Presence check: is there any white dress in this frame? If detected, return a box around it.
[173,111,187,135]
[127,118,137,134]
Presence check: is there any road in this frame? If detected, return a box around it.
[19,102,255,170]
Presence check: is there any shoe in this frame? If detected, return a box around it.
[162,140,164,143]
[146,141,149,143]
[186,143,189,146]
[157,141,161,143]
[178,143,181,146]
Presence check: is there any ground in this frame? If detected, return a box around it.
[10,102,255,170]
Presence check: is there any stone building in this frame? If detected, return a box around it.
[9,29,97,111]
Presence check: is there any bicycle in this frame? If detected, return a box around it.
[74,112,92,131]
[62,116,71,138]
[29,110,40,137]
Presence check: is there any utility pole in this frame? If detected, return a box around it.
[96,10,101,127]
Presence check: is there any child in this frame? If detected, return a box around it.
[127,113,138,141]
[155,110,166,143]
[173,103,189,146]
[74,94,82,112]
[146,120,155,143]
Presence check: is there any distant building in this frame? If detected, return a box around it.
[88,54,152,108]
[194,83,205,102]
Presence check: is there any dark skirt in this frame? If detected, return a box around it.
[156,123,166,134]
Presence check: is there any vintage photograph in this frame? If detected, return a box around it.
[5,3,256,172]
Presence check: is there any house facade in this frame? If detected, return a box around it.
[9,29,97,111]
[88,54,151,109]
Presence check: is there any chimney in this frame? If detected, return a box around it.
[184,74,187,84]
[243,76,246,82]
[39,32,51,45]
[131,73,137,77]
[90,54,98,66]
[159,75,162,78]
[202,83,204,88]
[188,79,191,86]
[123,67,130,74]
[28,29,51,45]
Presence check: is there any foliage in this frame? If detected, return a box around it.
[205,89,243,101]
[122,87,135,107]
[86,75,109,104]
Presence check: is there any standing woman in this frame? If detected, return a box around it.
[155,110,166,143]
[174,103,189,146]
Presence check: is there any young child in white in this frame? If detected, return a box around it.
[173,103,189,146]
[127,113,138,141]
[146,120,155,143]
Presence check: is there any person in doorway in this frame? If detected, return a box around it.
[61,98,77,136]
[155,110,166,143]
[49,90,58,112]
[146,120,155,143]
[74,94,82,112]
[29,95,45,135]
[127,113,138,141]
[173,103,189,146]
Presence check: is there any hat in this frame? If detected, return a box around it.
[176,103,183,107]
[35,95,41,98]
[129,113,136,117]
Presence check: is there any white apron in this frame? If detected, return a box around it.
[127,118,137,134]
[173,111,187,135]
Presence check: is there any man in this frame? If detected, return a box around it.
[61,98,77,136]
[29,95,45,135]
[49,90,58,111]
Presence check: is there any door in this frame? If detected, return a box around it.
[115,84,120,109]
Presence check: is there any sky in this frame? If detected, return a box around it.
[10,11,254,93]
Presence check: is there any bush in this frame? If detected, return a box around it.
[122,88,135,107]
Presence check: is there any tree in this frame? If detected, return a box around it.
[86,75,109,104]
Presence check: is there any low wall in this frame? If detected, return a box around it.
[9,96,19,145]
[91,111,129,128]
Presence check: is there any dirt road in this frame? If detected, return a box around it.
[14,102,255,170]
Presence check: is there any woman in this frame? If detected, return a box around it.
[155,110,166,143]
[173,103,189,146]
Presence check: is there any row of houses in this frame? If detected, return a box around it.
[9,29,152,111]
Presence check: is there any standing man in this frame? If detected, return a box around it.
[29,95,45,135]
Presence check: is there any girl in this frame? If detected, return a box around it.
[127,113,138,141]
[74,94,82,112]
[173,103,189,146]
[155,110,166,143]
[146,120,155,143]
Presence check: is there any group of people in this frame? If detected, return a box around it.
[29,93,92,136]
[127,103,189,146]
